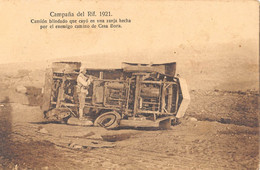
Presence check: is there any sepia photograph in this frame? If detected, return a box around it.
[0,0,259,169]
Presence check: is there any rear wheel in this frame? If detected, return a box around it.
[94,111,121,129]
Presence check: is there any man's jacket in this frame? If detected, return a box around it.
[77,73,92,94]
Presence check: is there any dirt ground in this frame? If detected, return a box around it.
[0,70,259,170]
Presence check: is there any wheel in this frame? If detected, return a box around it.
[94,111,121,129]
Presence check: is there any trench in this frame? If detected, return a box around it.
[0,96,73,169]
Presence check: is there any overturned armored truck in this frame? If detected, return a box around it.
[41,61,190,129]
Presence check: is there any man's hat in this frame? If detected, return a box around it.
[80,67,87,73]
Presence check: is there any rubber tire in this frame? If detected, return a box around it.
[94,111,121,129]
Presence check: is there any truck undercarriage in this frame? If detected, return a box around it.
[41,61,190,129]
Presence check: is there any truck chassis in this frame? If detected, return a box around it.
[41,62,190,129]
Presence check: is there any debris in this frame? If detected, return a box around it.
[39,128,48,134]
[83,131,95,137]
[68,143,83,149]
[189,117,198,122]
[15,85,27,94]
[87,134,103,140]
[68,140,115,149]
[67,117,93,126]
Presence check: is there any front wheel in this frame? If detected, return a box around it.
[94,111,121,129]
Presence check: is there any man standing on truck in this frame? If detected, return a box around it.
[77,68,93,122]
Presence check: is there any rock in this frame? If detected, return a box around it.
[67,117,93,126]
[39,128,48,134]
[68,142,75,147]
[73,144,83,149]
[15,85,27,94]
[68,142,83,149]
[68,139,115,149]
[189,117,198,122]
[88,134,103,140]
[101,133,132,142]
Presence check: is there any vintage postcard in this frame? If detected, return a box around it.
[0,0,259,169]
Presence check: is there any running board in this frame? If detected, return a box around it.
[119,116,175,128]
